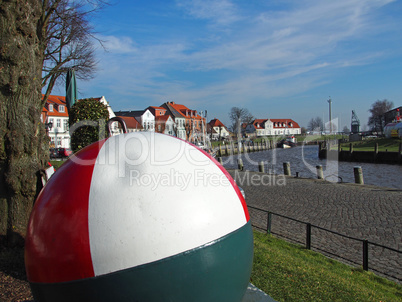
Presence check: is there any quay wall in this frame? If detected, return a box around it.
[318,141,402,164]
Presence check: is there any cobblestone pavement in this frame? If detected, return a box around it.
[229,170,402,283]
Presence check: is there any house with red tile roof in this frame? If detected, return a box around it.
[245,118,301,137]
[41,95,70,148]
[117,116,143,132]
[155,114,175,136]
[160,102,186,139]
[115,109,155,131]
[147,106,167,117]
[161,101,206,142]
[208,118,230,140]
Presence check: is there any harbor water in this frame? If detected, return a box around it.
[222,145,402,190]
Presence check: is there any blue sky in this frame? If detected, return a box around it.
[60,0,402,130]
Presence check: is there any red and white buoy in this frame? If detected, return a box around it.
[25,132,253,302]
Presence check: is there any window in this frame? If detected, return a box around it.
[59,105,65,112]
[49,104,53,112]
[64,120,69,131]
[57,119,61,128]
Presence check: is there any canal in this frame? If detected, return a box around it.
[222,145,402,190]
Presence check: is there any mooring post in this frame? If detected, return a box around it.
[363,240,369,271]
[283,162,291,176]
[316,165,324,179]
[267,212,272,234]
[238,158,244,171]
[219,144,223,157]
[306,223,312,250]
[354,166,364,184]
[217,157,223,165]
[259,161,265,173]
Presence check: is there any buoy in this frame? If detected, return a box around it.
[25,132,253,302]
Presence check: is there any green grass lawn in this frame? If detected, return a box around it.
[252,231,401,302]
[50,160,67,169]
[339,138,401,152]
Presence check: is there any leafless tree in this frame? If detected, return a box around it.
[228,107,254,136]
[368,99,394,133]
[41,0,106,104]
[307,117,324,132]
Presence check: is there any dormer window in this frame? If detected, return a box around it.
[49,104,53,112]
[59,105,65,112]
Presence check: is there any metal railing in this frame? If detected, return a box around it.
[248,205,402,282]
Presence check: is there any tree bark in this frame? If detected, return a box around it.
[0,0,48,246]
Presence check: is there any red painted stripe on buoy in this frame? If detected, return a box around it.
[25,139,107,283]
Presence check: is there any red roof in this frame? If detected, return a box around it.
[209,118,226,128]
[147,106,167,116]
[166,102,204,120]
[42,95,68,117]
[117,116,143,129]
[252,119,268,128]
[155,115,171,122]
[270,119,300,129]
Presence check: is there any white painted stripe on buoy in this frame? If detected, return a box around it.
[88,132,247,276]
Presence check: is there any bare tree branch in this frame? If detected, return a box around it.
[41,0,106,105]
[368,99,394,133]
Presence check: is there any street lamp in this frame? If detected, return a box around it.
[45,122,53,135]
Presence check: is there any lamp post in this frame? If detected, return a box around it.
[45,122,53,136]
[327,97,332,134]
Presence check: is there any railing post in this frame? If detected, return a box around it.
[306,223,311,250]
[267,212,272,234]
[363,240,369,271]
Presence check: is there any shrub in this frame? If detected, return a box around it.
[69,98,110,153]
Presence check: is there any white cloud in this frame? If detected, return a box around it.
[101,36,138,54]
[176,0,240,26]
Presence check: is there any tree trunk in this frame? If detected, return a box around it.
[0,0,47,246]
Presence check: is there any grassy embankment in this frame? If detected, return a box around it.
[210,134,346,148]
[49,160,66,169]
[339,138,401,152]
[252,231,401,302]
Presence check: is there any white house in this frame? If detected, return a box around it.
[155,115,175,136]
[208,118,230,140]
[41,95,70,148]
[245,119,301,137]
[160,102,186,140]
[115,109,155,132]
